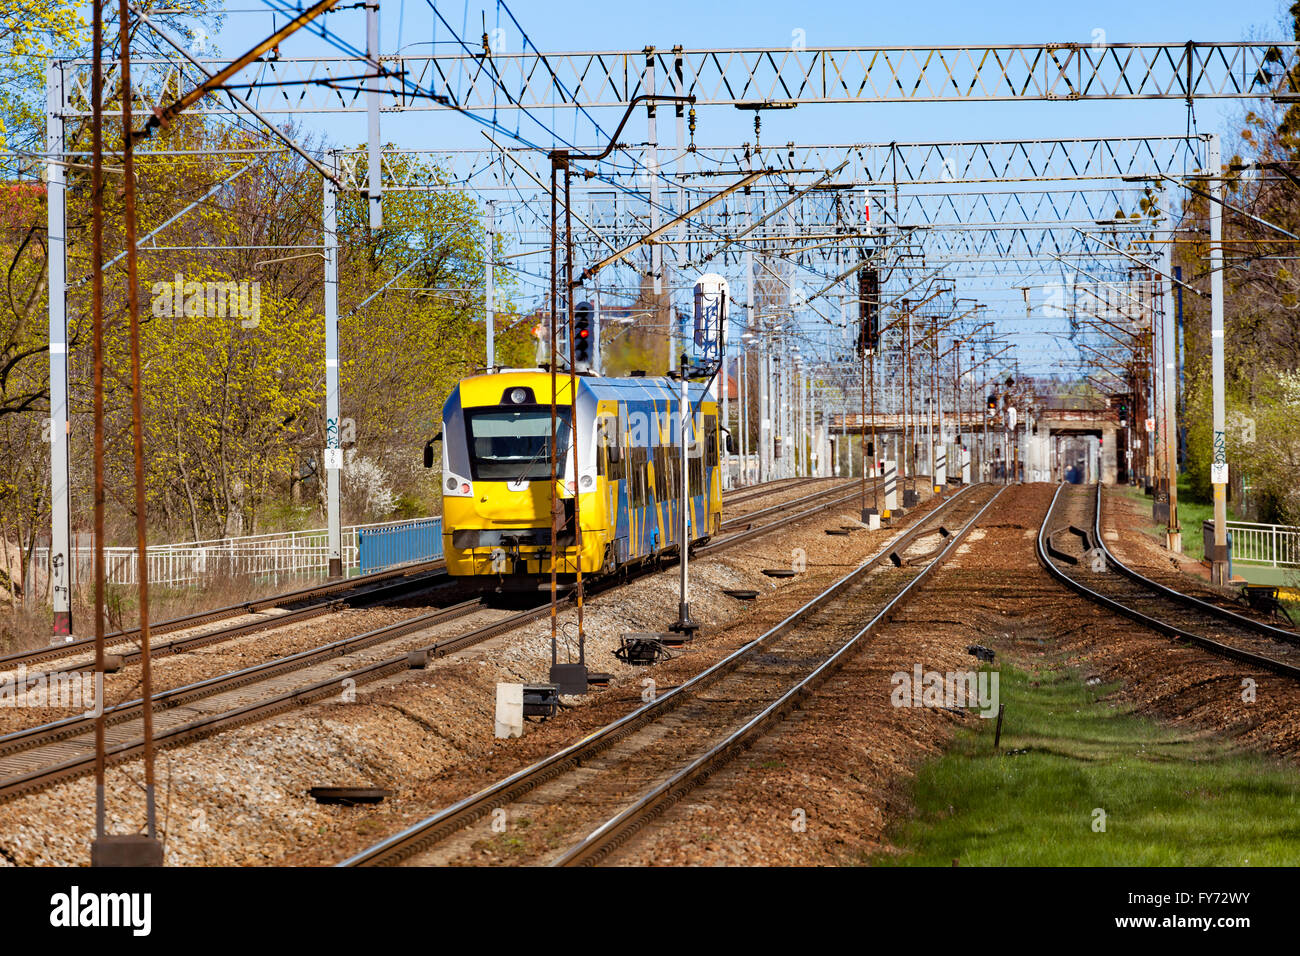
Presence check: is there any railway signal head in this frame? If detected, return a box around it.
[574,301,594,370]
[987,393,998,411]
[856,262,880,356]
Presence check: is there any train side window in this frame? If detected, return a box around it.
[656,446,682,500]
[704,415,718,468]
[629,447,647,507]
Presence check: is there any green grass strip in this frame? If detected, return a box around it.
[875,659,1300,866]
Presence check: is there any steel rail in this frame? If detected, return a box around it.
[1088,483,1299,646]
[339,483,988,867]
[716,480,863,531]
[0,559,450,669]
[554,485,1005,866]
[0,480,873,804]
[6,572,460,685]
[0,599,486,763]
[720,477,803,507]
[1036,483,1300,680]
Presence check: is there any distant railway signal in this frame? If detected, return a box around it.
[856,262,879,356]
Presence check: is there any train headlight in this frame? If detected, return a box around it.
[444,474,473,497]
[580,475,593,489]
[509,387,528,404]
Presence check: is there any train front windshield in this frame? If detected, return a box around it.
[464,407,571,481]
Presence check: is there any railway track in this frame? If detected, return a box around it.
[1038,483,1300,679]
[340,482,1001,867]
[719,477,803,507]
[4,479,867,690]
[0,560,453,671]
[0,478,829,677]
[0,477,884,805]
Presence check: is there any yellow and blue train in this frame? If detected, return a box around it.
[435,369,723,582]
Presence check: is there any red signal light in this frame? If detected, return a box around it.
[579,329,589,338]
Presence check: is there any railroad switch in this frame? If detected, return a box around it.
[523,684,561,719]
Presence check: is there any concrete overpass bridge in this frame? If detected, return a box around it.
[828,400,1127,484]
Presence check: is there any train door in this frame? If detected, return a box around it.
[704,411,721,535]
[598,410,627,563]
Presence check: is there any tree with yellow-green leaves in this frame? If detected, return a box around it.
[0,0,84,178]
[1171,1,1300,522]
[0,86,530,610]
[57,120,531,544]
[333,150,529,510]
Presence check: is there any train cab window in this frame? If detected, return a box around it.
[463,406,570,481]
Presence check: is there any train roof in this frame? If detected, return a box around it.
[454,369,715,406]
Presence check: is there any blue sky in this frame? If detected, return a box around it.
[204,0,1292,151]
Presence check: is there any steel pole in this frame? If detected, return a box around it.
[644,52,665,365]
[760,334,771,481]
[673,354,696,634]
[365,0,381,230]
[116,0,159,839]
[90,0,107,843]
[485,199,495,371]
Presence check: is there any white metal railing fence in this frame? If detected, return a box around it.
[31,519,434,590]
[723,455,760,489]
[1226,520,1300,568]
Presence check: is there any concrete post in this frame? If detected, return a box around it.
[47,63,73,639]
[324,151,343,578]
[1207,134,1228,584]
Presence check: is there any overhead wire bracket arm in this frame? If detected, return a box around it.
[131,3,342,184]
[577,168,768,284]
[136,0,345,140]
[1072,227,1204,296]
